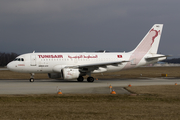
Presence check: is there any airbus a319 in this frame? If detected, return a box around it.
[7,24,167,82]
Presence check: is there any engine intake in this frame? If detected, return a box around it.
[62,68,80,79]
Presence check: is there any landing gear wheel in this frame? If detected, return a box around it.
[30,73,35,82]
[77,76,84,82]
[87,77,94,82]
[29,78,34,82]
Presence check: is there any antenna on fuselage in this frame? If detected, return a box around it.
[33,51,35,53]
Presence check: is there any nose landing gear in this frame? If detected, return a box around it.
[29,73,34,82]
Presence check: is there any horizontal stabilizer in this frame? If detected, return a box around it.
[145,55,171,61]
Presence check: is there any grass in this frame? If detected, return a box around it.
[0,85,180,119]
[125,85,180,97]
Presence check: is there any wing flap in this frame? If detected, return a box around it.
[79,60,129,68]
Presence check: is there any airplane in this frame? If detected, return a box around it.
[7,24,168,82]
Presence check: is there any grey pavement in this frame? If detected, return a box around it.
[0,78,179,94]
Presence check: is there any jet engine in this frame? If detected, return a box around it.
[48,73,61,79]
[61,68,80,79]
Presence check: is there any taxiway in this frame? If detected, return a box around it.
[0,78,179,94]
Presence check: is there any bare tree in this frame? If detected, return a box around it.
[0,52,18,67]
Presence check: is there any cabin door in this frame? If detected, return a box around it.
[30,54,36,66]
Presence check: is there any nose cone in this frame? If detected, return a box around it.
[7,62,11,70]
[7,62,15,71]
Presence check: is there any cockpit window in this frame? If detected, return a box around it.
[13,58,18,61]
[14,58,24,61]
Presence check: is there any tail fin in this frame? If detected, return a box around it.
[123,24,164,69]
[131,24,163,54]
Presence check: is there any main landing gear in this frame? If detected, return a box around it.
[87,77,94,82]
[77,76,94,82]
[29,73,34,82]
[77,76,84,82]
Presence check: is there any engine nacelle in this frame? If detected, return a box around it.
[48,73,61,79]
[62,68,80,79]
[53,65,66,72]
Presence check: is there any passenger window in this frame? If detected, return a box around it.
[21,58,24,61]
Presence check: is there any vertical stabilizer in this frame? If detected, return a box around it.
[124,24,163,69]
[131,24,163,54]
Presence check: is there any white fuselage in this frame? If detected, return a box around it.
[7,52,165,73]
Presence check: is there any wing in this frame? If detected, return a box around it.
[65,60,129,72]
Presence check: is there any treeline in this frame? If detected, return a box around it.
[163,58,180,64]
[0,52,19,67]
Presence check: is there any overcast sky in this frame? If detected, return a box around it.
[1,0,180,58]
